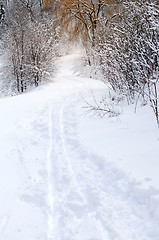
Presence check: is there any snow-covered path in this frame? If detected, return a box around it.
[0,53,159,240]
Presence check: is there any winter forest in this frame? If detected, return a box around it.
[0,1,159,240]
[0,0,159,123]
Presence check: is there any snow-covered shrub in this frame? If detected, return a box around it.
[84,90,122,118]
[94,1,159,96]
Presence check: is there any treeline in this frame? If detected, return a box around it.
[0,0,159,123]
[0,0,56,94]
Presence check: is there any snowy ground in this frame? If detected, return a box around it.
[0,52,159,240]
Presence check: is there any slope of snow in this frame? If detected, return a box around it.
[0,52,159,240]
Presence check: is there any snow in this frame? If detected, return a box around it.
[78,100,159,190]
[0,51,159,240]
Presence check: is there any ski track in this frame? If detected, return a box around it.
[47,107,55,240]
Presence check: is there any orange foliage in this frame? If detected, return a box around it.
[44,0,121,43]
